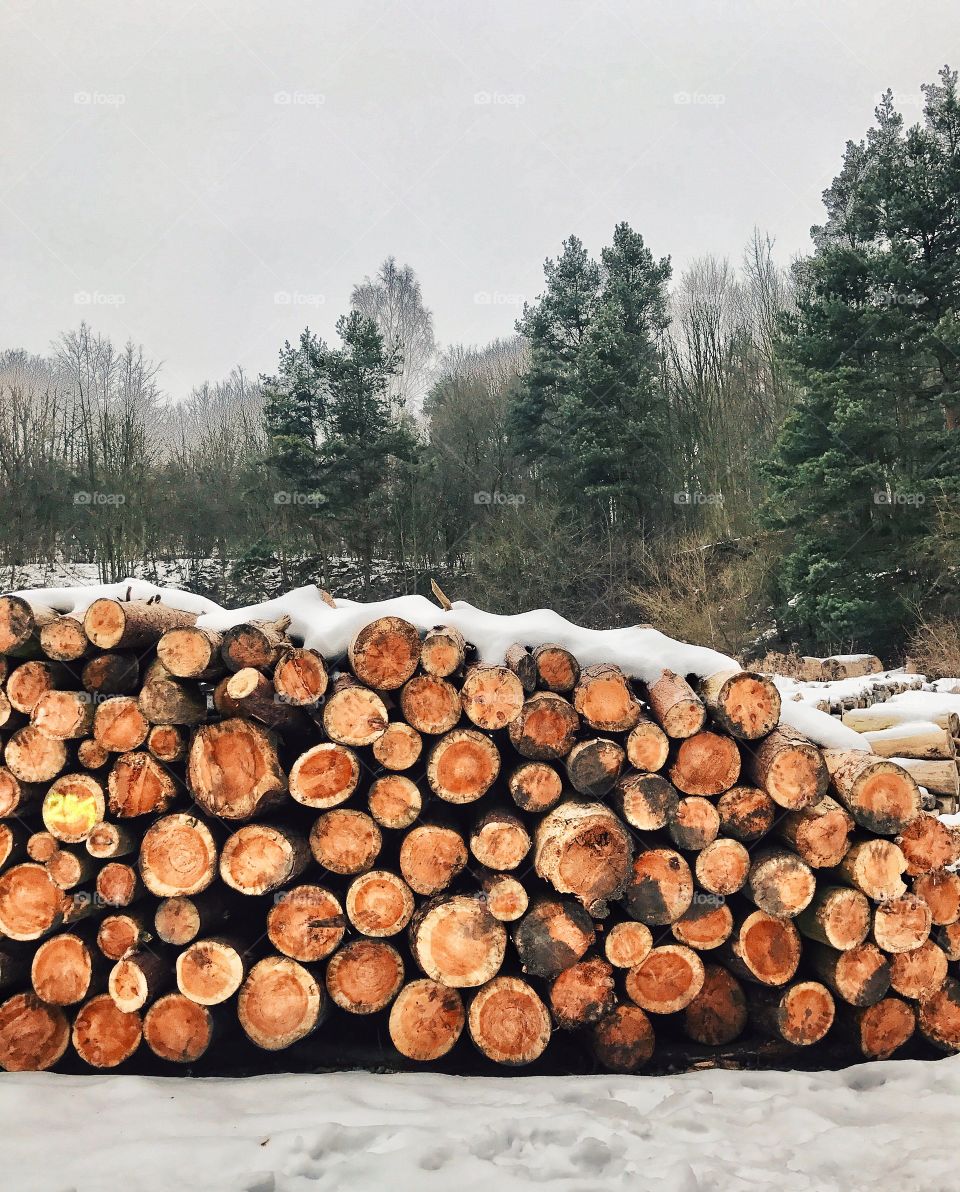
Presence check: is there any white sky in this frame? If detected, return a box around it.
[1,0,956,397]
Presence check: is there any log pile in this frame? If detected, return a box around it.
[0,589,959,1075]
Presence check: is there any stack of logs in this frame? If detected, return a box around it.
[0,590,958,1075]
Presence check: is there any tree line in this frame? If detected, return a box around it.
[1,67,957,661]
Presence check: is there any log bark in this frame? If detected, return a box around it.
[84,599,197,651]
[872,894,932,953]
[371,722,422,771]
[288,742,360,810]
[717,785,776,842]
[237,956,325,1050]
[744,849,817,919]
[139,813,218,897]
[668,731,741,796]
[512,898,595,978]
[108,751,177,818]
[410,895,506,987]
[573,664,642,733]
[82,652,139,696]
[747,981,835,1046]
[469,809,530,872]
[603,920,653,968]
[699,669,781,740]
[346,870,415,938]
[427,729,500,804]
[309,809,382,875]
[467,976,551,1065]
[844,705,960,734]
[176,937,248,1005]
[549,956,615,1028]
[862,723,956,760]
[683,964,748,1046]
[219,616,291,673]
[808,941,890,1007]
[326,939,405,1014]
[156,626,224,679]
[461,665,525,730]
[886,757,959,799]
[41,773,105,843]
[72,993,142,1067]
[0,597,58,658]
[93,696,149,752]
[348,616,421,690]
[143,993,214,1063]
[504,643,537,693]
[722,912,801,986]
[795,886,871,951]
[624,848,694,925]
[188,719,287,819]
[321,676,389,746]
[744,726,827,810]
[612,772,679,831]
[508,761,563,813]
[590,1004,655,1071]
[388,979,465,1060]
[823,750,921,835]
[0,993,70,1071]
[139,667,207,727]
[109,949,172,1012]
[625,945,705,1014]
[399,674,462,736]
[534,801,633,916]
[367,774,422,829]
[267,885,345,962]
[420,625,466,678]
[624,717,670,773]
[646,670,706,739]
[667,796,720,851]
[531,643,580,693]
[564,738,625,797]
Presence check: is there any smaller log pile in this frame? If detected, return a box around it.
[0,589,958,1076]
[843,700,960,807]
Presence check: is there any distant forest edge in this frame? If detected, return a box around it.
[1,68,958,667]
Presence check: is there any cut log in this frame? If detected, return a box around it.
[625,945,705,1014]
[823,750,921,835]
[321,677,389,746]
[77,739,110,770]
[176,937,248,1005]
[48,848,97,891]
[410,895,506,988]
[564,738,625,797]
[603,919,653,968]
[549,956,615,1028]
[888,939,948,1000]
[388,979,465,1060]
[72,993,142,1067]
[0,863,69,940]
[41,773,105,843]
[508,692,579,761]
[399,674,461,735]
[531,643,580,693]
[26,831,58,863]
[346,870,415,938]
[623,849,694,925]
[534,801,633,916]
[508,761,563,813]
[747,981,835,1046]
[683,964,748,1045]
[139,813,218,897]
[872,894,932,953]
[367,774,422,830]
[109,949,171,1012]
[289,742,360,810]
[310,809,382,874]
[31,689,93,740]
[846,996,915,1059]
[156,626,224,679]
[691,839,753,896]
[0,768,44,817]
[667,796,720,851]
[267,885,345,962]
[646,670,706,739]
[326,939,404,1014]
[745,726,827,810]
[108,751,178,818]
[97,912,152,961]
[146,724,185,763]
[612,772,679,832]
[808,941,891,1007]
[669,731,741,796]
[0,822,26,869]
[96,861,142,907]
[896,812,960,876]
[220,823,309,896]
[143,994,214,1063]
[4,726,66,783]
[512,898,595,978]
[139,668,207,727]
[461,665,524,730]
[84,599,197,651]
[153,888,232,946]
[39,615,89,662]
[31,932,101,1005]
[914,870,960,926]
[0,597,58,658]
[774,796,854,869]
[93,697,149,753]
[6,660,66,714]
[481,873,529,922]
[745,849,816,919]
[427,729,500,804]
[188,719,286,819]
[348,616,421,690]
[237,956,325,1049]
[469,808,531,872]
[220,668,305,735]
[573,664,641,733]
[467,976,551,1065]
[795,886,871,951]
[671,896,734,951]
[590,1004,655,1071]
[0,993,69,1071]
[843,705,960,734]
[917,977,960,1051]
[219,616,291,673]
[887,757,959,799]
[371,722,422,771]
[82,652,139,696]
[398,824,467,895]
[420,625,466,678]
[717,785,776,842]
[624,717,670,773]
[862,722,956,760]
[836,839,907,900]
[273,648,328,706]
[700,669,781,740]
[723,912,801,986]
[505,643,537,692]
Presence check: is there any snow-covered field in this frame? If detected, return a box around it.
[4,1060,957,1192]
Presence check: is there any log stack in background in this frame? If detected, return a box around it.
[0,589,958,1076]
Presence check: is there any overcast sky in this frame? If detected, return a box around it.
[1,0,956,397]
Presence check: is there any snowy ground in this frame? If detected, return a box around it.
[4,1060,958,1192]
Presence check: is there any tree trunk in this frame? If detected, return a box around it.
[668,731,741,796]
[427,729,500,804]
[549,956,615,1028]
[143,993,215,1062]
[469,809,530,872]
[71,993,142,1067]
[219,616,292,673]
[346,870,415,937]
[188,719,287,819]
[823,750,922,834]
[744,726,827,810]
[367,774,422,829]
[564,738,625,797]
[508,761,563,813]
[626,945,705,1014]
[717,785,776,842]
[512,898,595,979]
[467,976,551,1065]
[531,643,580,693]
[461,665,525,731]
[156,626,224,679]
[108,751,178,818]
[388,978,465,1060]
[371,722,422,771]
[808,941,890,1006]
[420,625,466,678]
[624,848,694,925]
[321,676,389,746]
[667,796,720,851]
[399,674,462,735]
[41,774,105,843]
[534,801,633,916]
[747,981,835,1046]
[683,963,748,1045]
[409,894,506,987]
[699,669,781,740]
[573,664,641,733]
[646,669,706,739]
[744,849,817,919]
[612,772,679,831]
[176,937,248,1006]
[84,599,197,651]
[237,956,325,1050]
[795,886,871,951]
[309,808,382,875]
[326,939,405,1014]
[266,885,345,962]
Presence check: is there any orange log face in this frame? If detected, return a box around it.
[411,896,507,988]
[31,690,93,740]
[95,862,140,907]
[830,943,891,1007]
[400,675,462,735]
[683,964,748,1046]
[624,719,670,773]
[748,728,827,811]
[624,849,694,926]
[482,874,529,922]
[347,871,416,938]
[144,994,214,1063]
[371,723,422,772]
[771,982,835,1046]
[188,719,286,819]
[0,993,70,1071]
[508,762,563,813]
[310,810,382,875]
[796,887,871,952]
[672,897,734,951]
[0,768,43,817]
[717,786,776,842]
[703,671,781,741]
[856,997,915,1060]
[348,617,421,690]
[326,940,405,1014]
[733,912,801,986]
[825,752,921,835]
[108,751,177,818]
[565,738,625,798]
[508,693,580,761]
[42,774,105,843]
[615,772,679,831]
[669,732,741,797]
[591,1005,655,1072]
[603,920,653,969]
[573,665,641,733]
[512,899,595,978]
[461,667,525,731]
[420,627,466,679]
[267,886,345,962]
[94,697,149,752]
[917,977,960,1052]
[146,725,185,763]
[0,863,68,941]
[534,802,633,915]
[427,730,500,804]
[156,627,222,679]
[322,685,390,747]
[0,597,56,656]
[667,796,720,851]
[72,994,142,1067]
[873,895,932,954]
[897,813,959,876]
[389,979,465,1061]
[695,838,751,897]
[220,825,308,895]
[6,661,60,714]
[467,977,551,1065]
[176,939,246,1006]
[470,812,531,872]
[97,913,150,961]
[646,670,706,740]
[549,957,616,1029]
[889,940,948,1001]
[745,851,816,919]
[31,933,95,1005]
[139,814,218,898]
[39,617,88,662]
[626,945,705,1014]
[532,644,580,694]
[367,775,422,830]
[915,871,960,926]
[273,649,328,706]
[5,726,67,783]
[289,743,360,810]
[400,825,468,896]
[84,599,196,652]
[238,957,324,1050]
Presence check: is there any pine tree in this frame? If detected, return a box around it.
[766,68,960,654]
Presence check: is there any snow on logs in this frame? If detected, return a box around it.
[0,587,954,1074]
